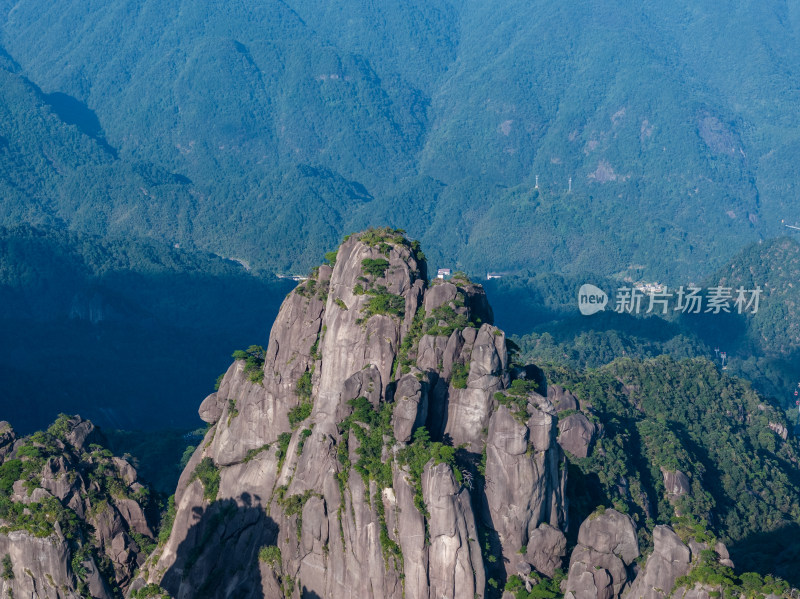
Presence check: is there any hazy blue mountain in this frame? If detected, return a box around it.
[2,1,800,278]
[500,237,800,407]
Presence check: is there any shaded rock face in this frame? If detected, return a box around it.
[145,230,570,599]
[557,412,597,458]
[625,525,691,599]
[564,509,639,599]
[0,417,155,599]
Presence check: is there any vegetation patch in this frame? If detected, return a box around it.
[131,583,171,598]
[226,399,239,426]
[278,489,321,540]
[232,345,265,385]
[396,427,459,519]
[375,490,402,571]
[358,286,405,324]
[451,362,470,389]
[505,569,565,599]
[288,401,313,429]
[295,370,312,401]
[191,458,220,502]
[357,227,406,248]
[289,368,314,428]
[394,309,425,379]
[338,397,394,489]
[258,545,282,569]
[297,428,313,455]
[2,554,13,580]
[276,433,292,472]
[310,327,324,361]
[157,495,177,546]
[362,258,390,278]
[294,276,317,298]
[422,296,474,337]
[243,444,271,464]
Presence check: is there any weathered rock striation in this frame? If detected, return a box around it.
[141,229,574,598]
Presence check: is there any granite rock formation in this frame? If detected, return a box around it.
[0,416,155,599]
[140,229,572,599]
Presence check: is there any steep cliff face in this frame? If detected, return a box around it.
[0,416,156,599]
[142,229,571,598]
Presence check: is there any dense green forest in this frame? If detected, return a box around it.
[493,237,800,410]
[544,356,800,586]
[1,2,800,278]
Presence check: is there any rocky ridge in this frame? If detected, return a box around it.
[1,229,792,599]
[134,228,789,599]
[0,416,156,598]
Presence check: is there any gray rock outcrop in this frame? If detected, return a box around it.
[564,509,639,599]
[0,416,155,599]
[661,468,691,505]
[484,402,566,573]
[558,412,597,458]
[142,229,569,599]
[549,385,580,412]
[625,525,691,599]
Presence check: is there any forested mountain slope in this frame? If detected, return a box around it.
[3,1,800,277]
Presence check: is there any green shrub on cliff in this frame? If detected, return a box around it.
[191,458,220,502]
[232,345,265,385]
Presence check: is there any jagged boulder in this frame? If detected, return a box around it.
[625,525,691,599]
[526,523,568,577]
[391,372,428,442]
[558,412,597,458]
[565,509,639,599]
[549,385,579,412]
[199,391,224,423]
[0,416,156,599]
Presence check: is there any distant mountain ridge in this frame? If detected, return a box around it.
[2,2,800,277]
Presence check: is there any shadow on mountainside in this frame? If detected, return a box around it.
[161,494,279,599]
[728,522,800,587]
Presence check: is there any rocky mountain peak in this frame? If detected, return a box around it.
[131,230,760,599]
[142,229,572,598]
